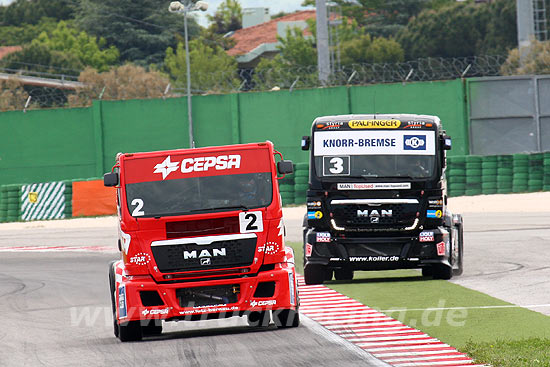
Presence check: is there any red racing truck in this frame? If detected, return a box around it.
[104,142,299,341]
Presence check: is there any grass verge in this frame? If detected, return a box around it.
[288,241,550,365]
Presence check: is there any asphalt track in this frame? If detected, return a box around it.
[0,208,549,365]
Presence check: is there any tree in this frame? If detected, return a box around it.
[0,0,74,26]
[0,18,58,46]
[208,0,242,35]
[164,39,240,93]
[0,78,29,112]
[302,0,439,38]
[68,64,170,107]
[340,34,404,65]
[500,40,550,76]
[3,43,84,77]
[398,0,516,59]
[35,21,119,72]
[74,0,201,66]
[253,28,318,90]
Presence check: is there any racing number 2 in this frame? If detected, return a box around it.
[131,198,144,216]
[239,211,263,233]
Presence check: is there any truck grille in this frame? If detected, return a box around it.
[151,236,257,273]
[331,203,418,230]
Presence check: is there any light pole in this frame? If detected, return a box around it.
[169,1,208,149]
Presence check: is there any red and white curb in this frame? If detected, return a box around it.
[297,275,488,367]
[0,245,117,252]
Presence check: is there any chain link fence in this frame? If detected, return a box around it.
[1,55,509,111]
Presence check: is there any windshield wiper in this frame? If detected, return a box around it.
[189,205,249,213]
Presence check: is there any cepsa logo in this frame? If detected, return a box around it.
[154,155,241,179]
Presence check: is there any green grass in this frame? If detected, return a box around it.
[288,241,550,364]
[462,338,550,367]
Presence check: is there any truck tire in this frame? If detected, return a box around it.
[247,311,270,327]
[141,320,163,336]
[334,268,353,281]
[273,309,300,328]
[432,264,453,280]
[108,260,119,338]
[118,321,143,342]
[304,263,327,285]
[421,266,433,277]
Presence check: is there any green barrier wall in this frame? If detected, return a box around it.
[0,80,468,186]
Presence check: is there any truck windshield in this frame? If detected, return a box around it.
[314,155,435,178]
[125,172,272,217]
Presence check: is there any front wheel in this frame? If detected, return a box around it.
[432,264,453,280]
[304,263,328,285]
[273,309,300,328]
[108,260,119,338]
[334,268,353,281]
[452,217,464,276]
[118,321,143,342]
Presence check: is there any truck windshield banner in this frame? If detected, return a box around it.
[124,148,272,184]
[313,131,436,156]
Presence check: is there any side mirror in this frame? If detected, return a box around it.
[104,172,119,187]
[301,136,310,151]
[277,160,294,175]
[442,135,452,150]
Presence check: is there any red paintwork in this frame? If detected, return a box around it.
[111,142,298,323]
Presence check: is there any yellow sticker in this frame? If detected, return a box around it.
[28,192,38,204]
[314,211,323,219]
[349,119,401,129]
[435,210,442,218]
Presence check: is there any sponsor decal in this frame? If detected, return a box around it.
[436,241,446,256]
[404,135,427,150]
[179,305,239,315]
[337,182,411,190]
[402,120,433,129]
[183,248,226,260]
[142,308,169,316]
[250,299,276,307]
[419,231,435,242]
[307,211,323,219]
[317,121,345,130]
[153,154,241,180]
[129,252,151,266]
[258,241,280,255]
[305,243,313,257]
[427,209,443,218]
[118,286,127,318]
[307,201,322,208]
[428,199,443,207]
[313,131,436,156]
[28,192,38,204]
[348,119,401,129]
[316,232,331,242]
[349,256,399,262]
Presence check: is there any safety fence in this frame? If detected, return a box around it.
[0,177,115,223]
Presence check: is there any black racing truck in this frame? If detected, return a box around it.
[301,114,463,284]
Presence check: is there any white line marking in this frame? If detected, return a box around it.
[380,304,550,311]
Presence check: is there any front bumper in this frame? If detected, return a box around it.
[115,263,298,323]
[305,227,451,270]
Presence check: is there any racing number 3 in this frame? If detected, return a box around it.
[239,211,263,233]
[323,156,350,176]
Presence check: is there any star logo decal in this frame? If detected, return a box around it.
[153,156,179,180]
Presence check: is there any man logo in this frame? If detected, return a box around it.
[28,192,38,204]
[357,209,392,218]
[200,258,211,266]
